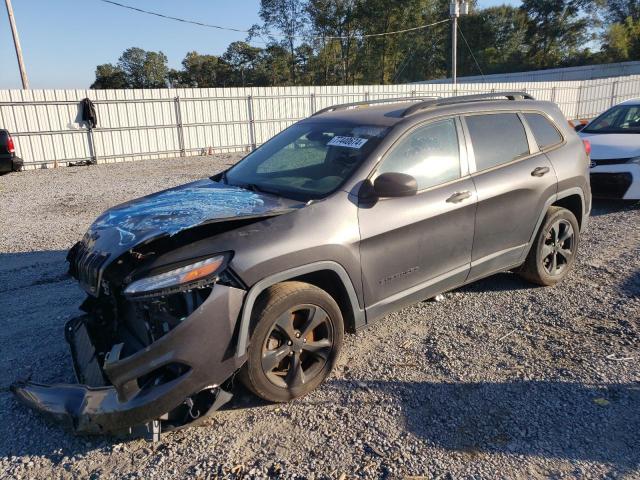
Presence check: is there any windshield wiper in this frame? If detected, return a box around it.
[241,182,280,196]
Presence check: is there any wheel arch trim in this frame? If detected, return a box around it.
[235,261,364,357]
[520,187,587,263]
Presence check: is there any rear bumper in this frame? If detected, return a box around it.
[589,163,639,200]
[11,285,246,434]
[0,155,22,173]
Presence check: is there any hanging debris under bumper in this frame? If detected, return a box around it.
[11,284,247,435]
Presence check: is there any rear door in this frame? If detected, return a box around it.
[358,117,477,320]
[462,112,558,281]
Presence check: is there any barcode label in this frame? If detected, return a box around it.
[327,136,369,149]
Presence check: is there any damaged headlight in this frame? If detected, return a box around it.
[124,255,227,297]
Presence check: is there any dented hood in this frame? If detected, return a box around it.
[82,179,303,259]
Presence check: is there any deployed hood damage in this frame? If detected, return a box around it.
[85,179,303,263]
[11,179,305,439]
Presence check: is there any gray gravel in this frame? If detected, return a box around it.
[0,155,639,479]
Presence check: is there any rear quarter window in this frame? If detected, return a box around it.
[524,113,563,149]
[465,113,530,171]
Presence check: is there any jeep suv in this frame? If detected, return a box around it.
[12,92,591,436]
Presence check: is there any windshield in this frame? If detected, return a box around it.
[583,104,640,134]
[225,122,390,201]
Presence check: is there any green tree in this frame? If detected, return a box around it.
[602,16,640,61]
[261,44,297,85]
[181,51,230,87]
[520,0,594,68]
[307,0,359,85]
[117,47,169,88]
[457,6,528,76]
[603,0,640,23]
[91,64,128,89]
[222,41,265,86]
[256,0,309,83]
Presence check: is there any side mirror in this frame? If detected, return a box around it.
[373,172,418,198]
[574,123,586,132]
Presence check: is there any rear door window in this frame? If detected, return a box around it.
[524,113,563,149]
[377,118,461,191]
[465,113,530,171]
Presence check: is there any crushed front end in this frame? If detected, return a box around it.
[12,236,246,436]
[11,179,303,436]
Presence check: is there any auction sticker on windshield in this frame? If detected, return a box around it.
[327,136,369,149]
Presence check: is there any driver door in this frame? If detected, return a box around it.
[357,117,477,321]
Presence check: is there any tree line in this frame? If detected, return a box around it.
[91,0,640,89]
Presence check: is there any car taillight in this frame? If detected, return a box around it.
[7,135,15,154]
[582,139,591,157]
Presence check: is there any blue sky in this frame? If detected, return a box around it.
[0,0,519,89]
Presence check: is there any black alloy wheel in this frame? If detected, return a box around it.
[517,206,580,286]
[541,219,576,276]
[261,304,334,389]
[241,281,344,402]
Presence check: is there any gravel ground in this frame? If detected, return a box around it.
[0,155,638,480]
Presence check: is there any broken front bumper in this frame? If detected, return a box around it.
[11,285,246,435]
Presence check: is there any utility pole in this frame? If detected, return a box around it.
[5,0,29,89]
[449,0,469,87]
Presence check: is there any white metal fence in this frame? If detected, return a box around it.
[1,74,639,168]
[422,61,640,83]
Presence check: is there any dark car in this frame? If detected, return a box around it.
[0,129,23,174]
[12,92,592,437]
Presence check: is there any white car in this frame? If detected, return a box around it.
[578,98,640,200]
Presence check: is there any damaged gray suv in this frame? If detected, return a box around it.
[12,92,592,436]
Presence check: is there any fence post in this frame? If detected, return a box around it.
[551,86,557,104]
[247,95,256,151]
[576,85,583,120]
[610,81,619,107]
[364,91,370,102]
[310,92,316,115]
[87,128,98,164]
[174,96,186,157]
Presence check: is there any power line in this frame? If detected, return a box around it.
[98,0,449,41]
[457,23,486,81]
[312,19,450,40]
[98,0,250,33]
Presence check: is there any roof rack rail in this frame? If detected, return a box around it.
[402,91,535,117]
[312,95,439,116]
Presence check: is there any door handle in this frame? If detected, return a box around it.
[531,166,550,177]
[446,191,472,203]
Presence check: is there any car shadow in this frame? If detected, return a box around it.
[454,271,537,294]
[620,269,640,298]
[318,379,640,473]
[590,198,639,216]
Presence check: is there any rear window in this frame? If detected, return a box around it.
[524,113,563,149]
[466,113,530,171]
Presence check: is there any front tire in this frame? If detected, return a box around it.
[241,281,344,403]
[518,206,580,286]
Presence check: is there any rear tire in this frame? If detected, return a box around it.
[240,281,344,403]
[518,206,580,286]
